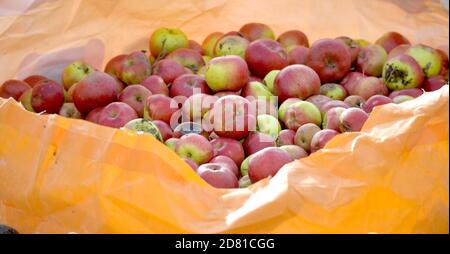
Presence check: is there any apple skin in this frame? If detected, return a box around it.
[279,145,308,160]
[202,32,224,57]
[72,71,118,114]
[344,95,366,108]
[388,88,423,99]
[382,54,425,90]
[287,45,310,65]
[214,90,241,98]
[362,95,393,113]
[339,107,369,132]
[210,155,239,177]
[306,39,352,83]
[85,107,104,123]
[305,94,332,110]
[145,94,179,124]
[423,75,447,92]
[310,129,339,153]
[173,122,209,139]
[336,36,361,64]
[152,59,186,84]
[277,30,309,48]
[175,133,214,165]
[149,27,189,58]
[248,147,293,183]
[210,137,245,167]
[276,129,296,146]
[105,54,127,77]
[62,61,96,90]
[436,49,449,75]
[283,101,322,131]
[322,107,346,132]
[256,114,281,139]
[406,44,443,78]
[278,98,301,121]
[320,100,350,116]
[59,102,82,119]
[240,155,251,176]
[294,123,321,153]
[120,51,152,85]
[239,175,252,188]
[320,83,348,100]
[66,82,78,102]
[387,44,410,60]
[340,71,366,95]
[354,38,371,48]
[351,77,389,100]
[197,163,239,188]
[19,88,34,112]
[188,40,204,55]
[170,74,211,100]
[165,138,179,151]
[356,44,388,77]
[23,75,49,87]
[245,39,288,78]
[184,158,198,171]
[181,93,217,122]
[239,23,275,41]
[97,102,138,128]
[124,118,163,141]
[263,70,280,93]
[166,48,205,73]
[214,34,249,58]
[250,98,278,117]
[392,95,414,103]
[0,79,31,100]
[31,79,65,114]
[141,75,169,96]
[273,64,321,102]
[241,81,273,102]
[152,120,174,141]
[243,132,276,156]
[375,31,411,53]
[118,85,152,117]
[204,55,250,92]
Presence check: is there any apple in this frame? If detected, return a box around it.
[273,64,321,102]
[197,163,238,188]
[387,44,410,60]
[243,132,276,156]
[392,95,414,103]
[65,82,78,102]
[118,85,152,117]
[248,147,293,183]
[320,83,348,100]
[241,81,273,102]
[278,98,301,121]
[249,76,263,83]
[263,70,280,93]
[202,32,224,57]
[181,93,216,122]
[287,45,310,65]
[152,59,186,84]
[23,75,48,87]
[283,101,322,131]
[184,158,198,171]
[141,75,169,96]
[210,137,245,166]
[344,95,365,108]
[175,133,214,165]
[406,44,443,78]
[351,76,388,100]
[355,38,371,48]
[188,40,203,55]
[240,155,251,176]
[388,88,423,99]
[436,49,449,74]
[62,61,95,90]
[210,155,239,177]
[239,22,275,41]
[149,27,188,58]
[72,71,118,114]
[144,94,179,124]
[165,138,179,151]
[119,51,152,85]
[0,79,31,100]
[322,107,346,132]
[239,175,252,188]
[98,102,138,128]
[170,74,210,100]
[423,75,447,92]
[277,30,309,48]
[294,123,321,152]
[204,55,249,92]
[250,98,278,117]
[375,31,410,53]
[279,145,308,160]
[152,120,174,141]
[306,39,352,83]
[310,129,339,153]
[213,34,249,58]
[245,39,288,78]
[340,71,366,94]
[59,102,82,119]
[356,44,388,77]
[382,55,424,90]
[31,79,64,113]
[319,100,350,116]
[85,107,104,123]
[336,36,361,64]
[276,129,296,146]
[339,107,369,132]
[362,95,393,113]
[214,90,240,97]
[18,88,34,112]
[166,48,205,73]
[124,118,163,141]
[256,114,281,139]
[105,54,126,77]
[305,94,332,110]
[173,122,209,138]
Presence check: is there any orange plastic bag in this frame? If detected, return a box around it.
[0,0,449,233]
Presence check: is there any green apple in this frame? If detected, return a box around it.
[165,138,179,151]
[62,61,95,90]
[242,81,273,101]
[278,98,301,122]
[18,88,34,112]
[149,27,189,58]
[279,145,308,160]
[320,83,347,100]
[240,155,252,176]
[382,54,425,90]
[263,70,280,93]
[256,114,281,139]
[283,101,322,131]
[239,175,252,188]
[406,44,442,78]
[124,118,163,141]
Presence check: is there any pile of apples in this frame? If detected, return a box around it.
[1,23,448,189]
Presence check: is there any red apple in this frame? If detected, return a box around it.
[248,147,293,183]
[152,59,186,84]
[181,93,217,122]
[175,133,214,165]
[30,79,64,113]
[322,106,346,132]
[283,101,322,131]
[97,102,138,128]
[310,129,339,153]
[276,129,296,146]
[387,44,410,60]
[85,107,104,123]
[210,155,239,177]
[245,39,288,78]
[344,95,366,108]
[339,107,369,132]
[305,94,332,110]
[205,55,250,92]
[23,75,48,87]
[197,163,238,188]
[184,158,198,171]
[351,76,388,100]
[423,75,447,92]
[210,137,245,166]
[59,102,82,119]
[340,71,366,94]
[336,36,361,64]
[388,88,424,99]
[287,45,310,65]
[0,79,31,100]
[356,44,388,77]
[170,74,211,100]
[279,145,308,160]
[202,32,224,57]
[188,40,204,55]
[145,94,179,124]
[320,100,350,116]
[239,23,275,41]
[243,132,276,156]
[141,75,169,96]
[119,51,152,85]
[362,95,393,113]
[105,54,127,77]
[294,123,321,153]
[436,49,449,75]
[273,64,321,102]
[166,48,205,73]
[152,120,174,141]
[118,85,152,117]
[277,30,309,48]
[375,31,411,53]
